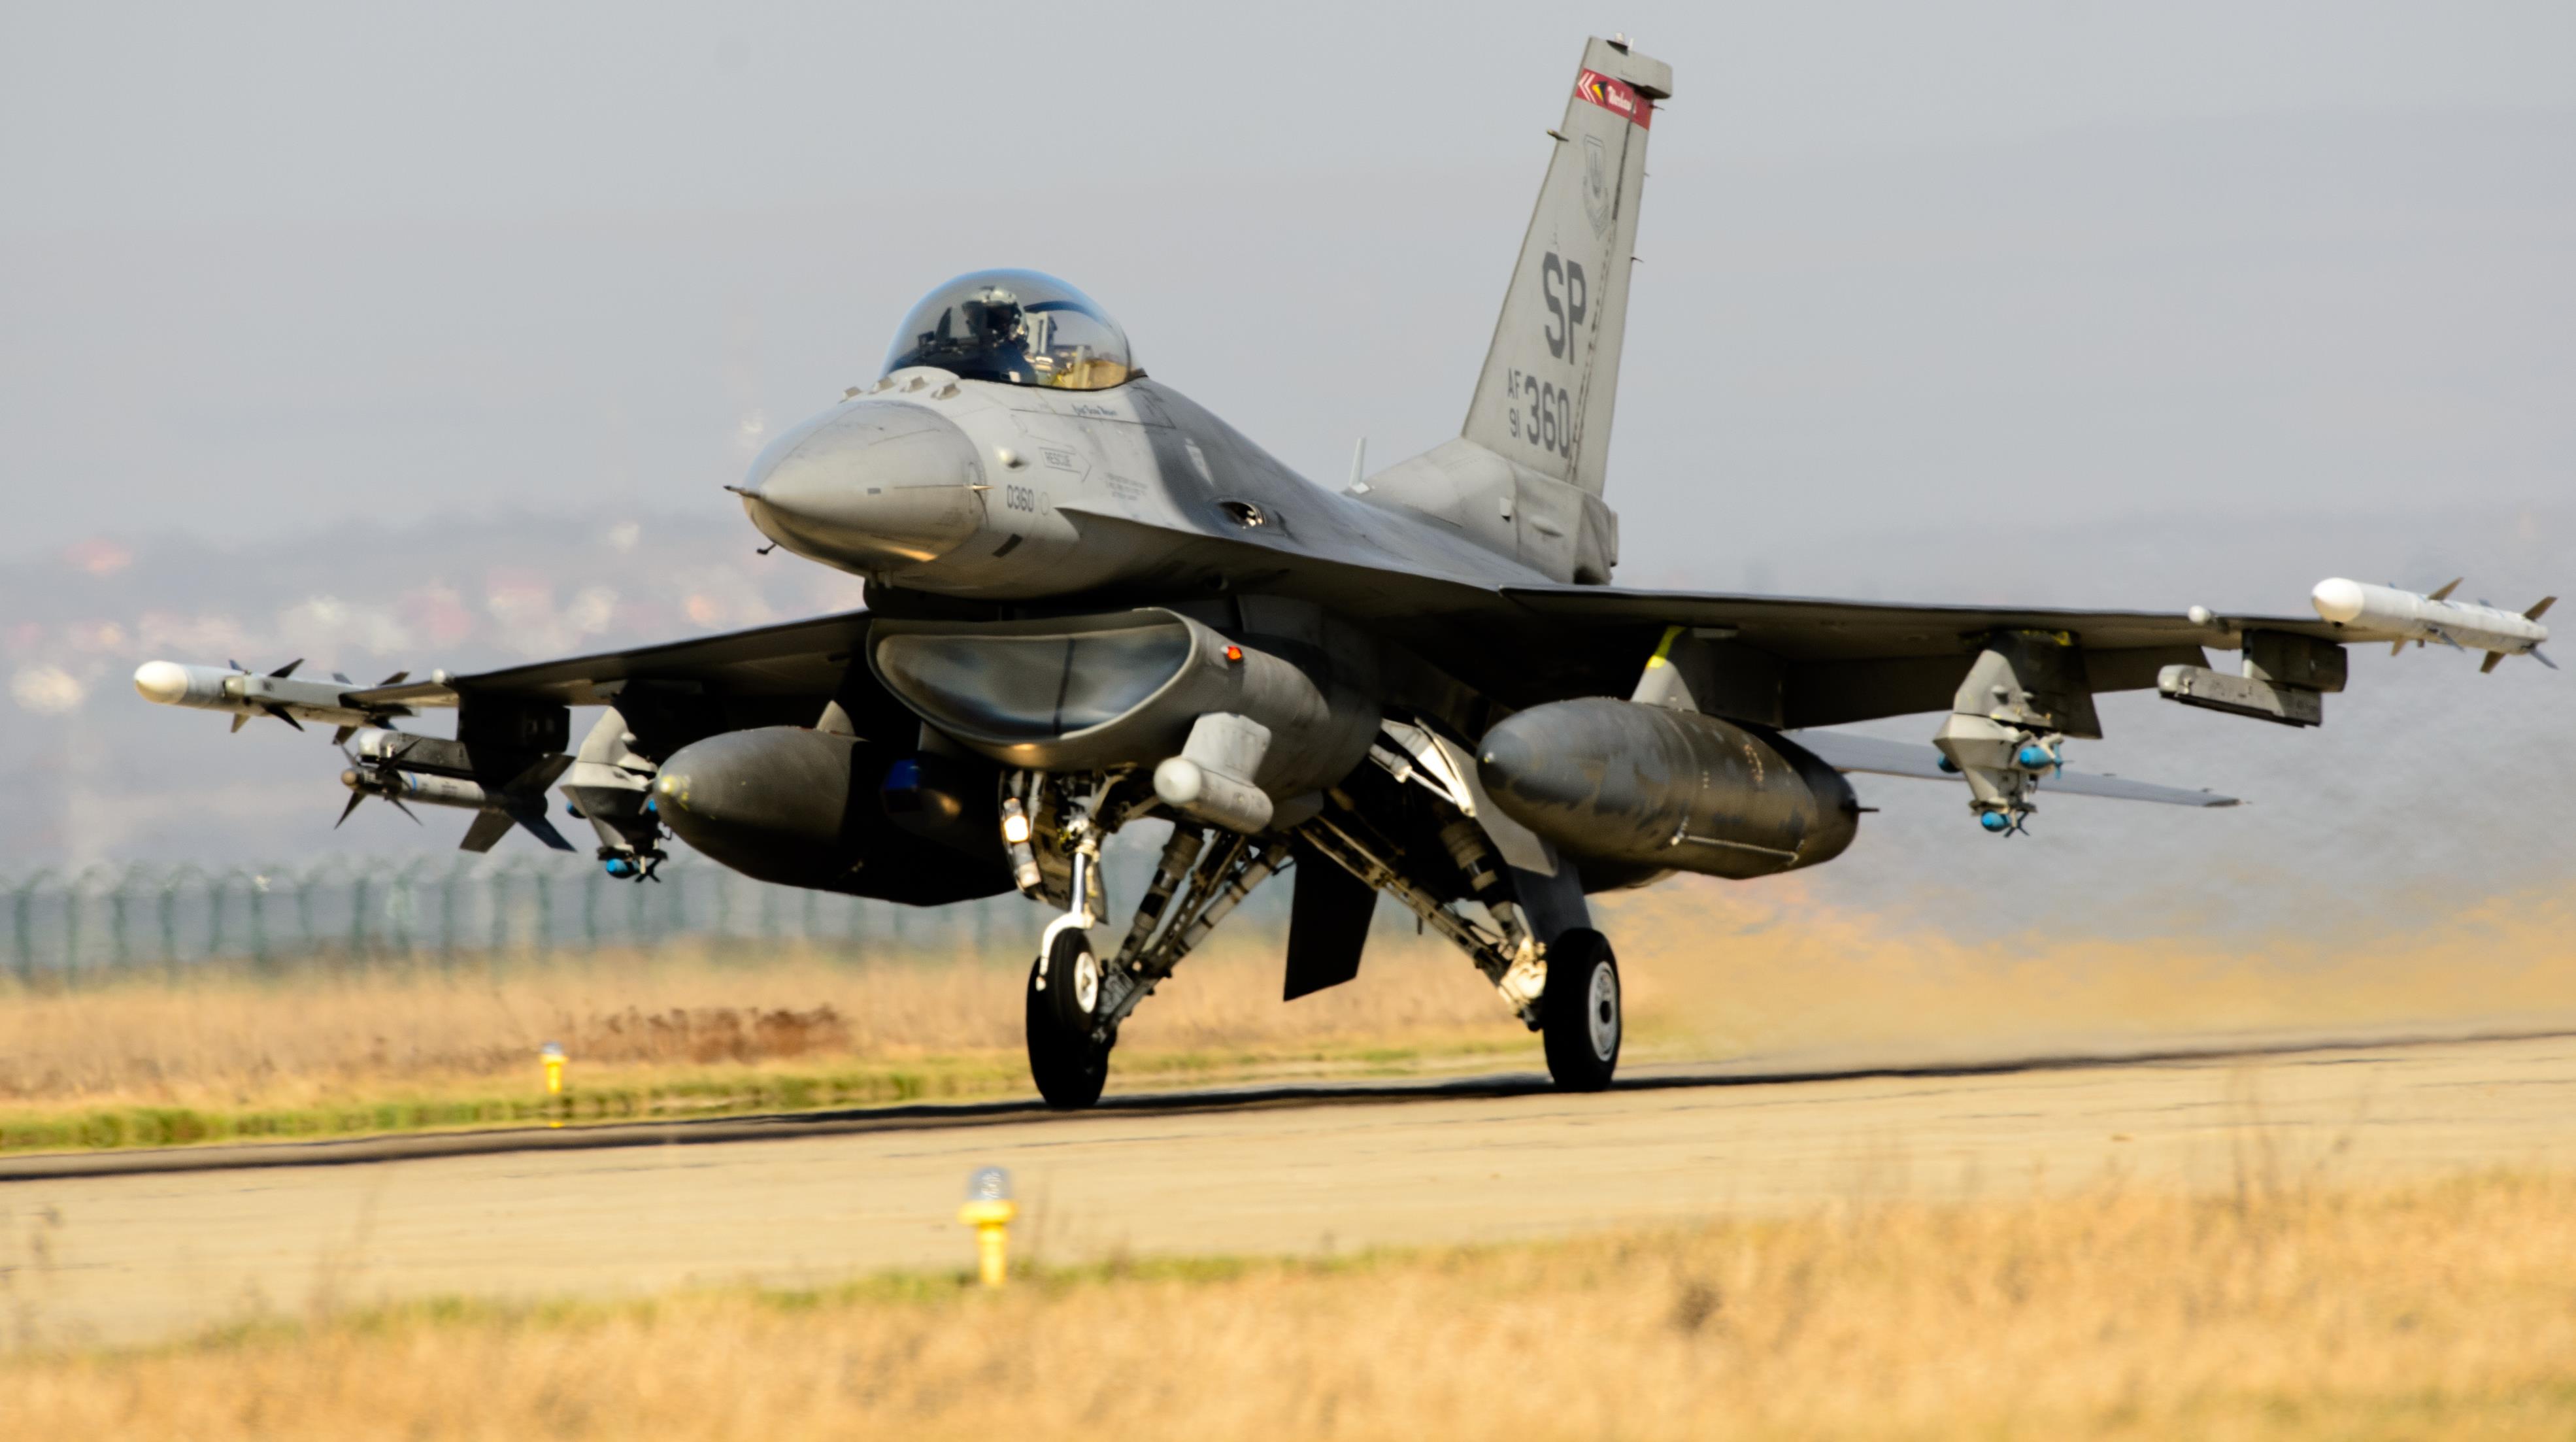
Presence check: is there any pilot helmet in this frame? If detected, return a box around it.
[883,269,1134,391]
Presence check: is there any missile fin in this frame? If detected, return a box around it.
[259,702,305,731]
[2391,639,2405,656]
[2481,651,2505,675]
[230,713,249,733]
[510,809,578,852]
[458,810,513,853]
[335,791,366,827]
[269,658,305,679]
[2427,578,2462,602]
[2534,646,2558,671]
[2527,596,2556,622]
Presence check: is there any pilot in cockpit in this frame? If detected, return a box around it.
[885,269,1135,392]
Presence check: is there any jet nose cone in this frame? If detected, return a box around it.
[739,402,987,570]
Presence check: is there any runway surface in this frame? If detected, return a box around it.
[6,1028,2572,1351]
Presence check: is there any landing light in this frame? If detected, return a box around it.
[1001,810,1033,845]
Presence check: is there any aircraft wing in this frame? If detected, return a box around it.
[343,609,874,709]
[1496,584,2347,728]
[1501,584,2347,655]
[1784,729,2237,807]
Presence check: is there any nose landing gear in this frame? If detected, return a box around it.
[1026,926,1110,1108]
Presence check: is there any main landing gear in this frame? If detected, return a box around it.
[1006,756,1620,1110]
[1539,927,1620,1092]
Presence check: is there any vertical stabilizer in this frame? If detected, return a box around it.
[1462,37,1670,498]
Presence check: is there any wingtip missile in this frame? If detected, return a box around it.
[2311,577,2553,670]
[134,658,418,730]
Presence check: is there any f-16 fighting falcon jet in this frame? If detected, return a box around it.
[137,37,2552,1106]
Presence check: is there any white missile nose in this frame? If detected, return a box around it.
[2311,578,2367,624]
[133,660,191,705]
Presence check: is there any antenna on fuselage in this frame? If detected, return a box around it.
[1347,436,1367,492]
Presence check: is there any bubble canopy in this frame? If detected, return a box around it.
[882,270,1135,391]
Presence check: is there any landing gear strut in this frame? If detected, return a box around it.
[1005,753,1622,1106]
[1299,790,1618,1093]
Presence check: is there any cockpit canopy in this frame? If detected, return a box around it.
[882,270,1135,391]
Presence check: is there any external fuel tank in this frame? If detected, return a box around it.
[1475,699,1859,880]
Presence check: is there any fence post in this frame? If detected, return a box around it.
[10,870,52,986]
[440,858,473,970]
[488,863,511,957]
[68,863,120,986]
[392,854,433,962]
[248,870,274,972]
[158,864,203,979]
[107,865,139,974]
[293,864,322,967]
[533,864,556,957]
[347,869,373,963]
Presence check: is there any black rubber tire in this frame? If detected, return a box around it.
[1541,928,1621,1092]
[1026,928,1111,1109]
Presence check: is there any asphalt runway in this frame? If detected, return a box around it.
[5,1028,2572,1352]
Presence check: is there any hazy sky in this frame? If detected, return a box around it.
[8,3,2574,223]
[5,1,2571,565]
[1,4,2568,914]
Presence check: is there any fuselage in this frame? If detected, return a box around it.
[737,370,1560,607]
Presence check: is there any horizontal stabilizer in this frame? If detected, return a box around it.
[1784,730,2238,808]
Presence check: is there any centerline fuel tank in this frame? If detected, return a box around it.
[1475,699,1859,881]
[866,606,1380,802]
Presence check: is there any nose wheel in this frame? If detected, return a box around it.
[1540,928,1621,1091]
[1026,926,1111,1109]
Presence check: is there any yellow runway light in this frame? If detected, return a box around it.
[958,1166,1017,1287]
[541,1041,566,1128]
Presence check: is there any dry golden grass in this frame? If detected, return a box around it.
[1607,875,2576,1060]
[0,931,1516,1124]
[11,1170,2573,1440]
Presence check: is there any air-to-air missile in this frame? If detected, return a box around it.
[339,764,499,814]
[132,659,426,733]
[2309,578,2556,673]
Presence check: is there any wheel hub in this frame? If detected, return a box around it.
[1586,962,1620,1062]
[1072,947,1101,1014]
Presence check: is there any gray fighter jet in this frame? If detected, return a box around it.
[139,37,2551,1105]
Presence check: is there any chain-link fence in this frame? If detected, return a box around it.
[0,848,1305,986]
